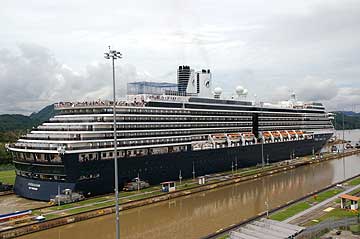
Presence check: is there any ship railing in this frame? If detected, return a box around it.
[260,131,273,143]
[54,100,146,109]
[11,138,193,152]
[13,160,64,166]
[135,94,189,103]
[9,144,59,151]
[21,135,131,141]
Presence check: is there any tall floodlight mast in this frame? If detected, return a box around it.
[104,46,122,239]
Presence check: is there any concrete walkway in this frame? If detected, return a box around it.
[284,183,360,223]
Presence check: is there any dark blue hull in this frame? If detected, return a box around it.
[14,133,332,201]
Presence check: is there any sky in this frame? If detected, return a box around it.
[0,0,359,114]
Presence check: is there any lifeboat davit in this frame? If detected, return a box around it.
[271,131,281,138]
[295,130,304,138]
[288,130,298,139]
[241,132,256,144]
[262,131,272,138]
[262,131,272,143]
[280,130,289,139]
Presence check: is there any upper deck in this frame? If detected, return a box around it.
[54,94,327,115]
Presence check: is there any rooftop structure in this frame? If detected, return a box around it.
[229,218,305,239]
[127,81,177,95]
[339,194,359,210]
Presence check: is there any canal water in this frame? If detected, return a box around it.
[335,129,360,143]
[18,130,360,239]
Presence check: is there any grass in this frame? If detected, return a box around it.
[269,202,311,221]
[350,224,360,234]
[120,191,161,203]
[41,214,59,220]
[269,188,347,222]
[44,200,116,219]
[0,169,15,185]
[349,186,360,196]
[308,189,344,204]
[349,177,360,186]
[65,203,110,214]
[304,208,358,226]
[0,163,14,171]
[318,208,357,220]
[216,235,229,239]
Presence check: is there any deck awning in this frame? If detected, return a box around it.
[339,194,360,201]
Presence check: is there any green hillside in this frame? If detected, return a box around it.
[29,104,55,124]
[0,104,54,132]
[332,112,360,130]
[0,114,34,131]
[0,104,55,164]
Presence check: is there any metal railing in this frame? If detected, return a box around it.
[296,217,360,238]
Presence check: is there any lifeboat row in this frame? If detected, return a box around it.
[210,130,306,145]
[209,132,257,147]
[194,130,309,150]
[261,130,305,143]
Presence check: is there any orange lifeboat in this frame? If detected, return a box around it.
[288,130,297,138]
[262,131,272,139]
[211,134,227,143]
[242,132,255,141]
[212,133,227,138]
[280,130,289,138]
[271,131,281,138]
[295,130,304,138]
[227,133,241,142]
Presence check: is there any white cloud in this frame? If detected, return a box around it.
[325,87,360,112]
[297,77,339,101]
[0,44,151,114]
[0,0,359,113]
[268,76,360,112]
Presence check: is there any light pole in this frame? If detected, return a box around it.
[104,46,122,239]
[265,200,269,218]
[342,110,345,153]
[235,158,238,173]
[179,170,182,185]
[231,161,234,177]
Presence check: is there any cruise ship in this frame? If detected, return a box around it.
[7,66,334,200]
